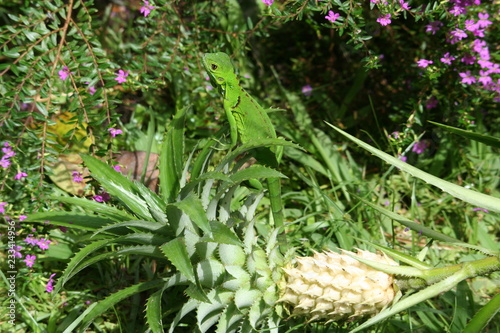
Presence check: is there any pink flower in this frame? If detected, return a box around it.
[58,66,71,81]
[14,172,28,180]
[459,71,476,85]
[412,141,428,154]
[13,245,23,258]
[140,0,156,17]
[36,238,51,250]
[426,96,438,109]
[417,59,433,68]
[72,171,84,183]
[461,54,476,65]
[262,0,274,5]
[24,236,37,245]
[46,273,56,292]
[399,0,410,10]
[112,165,122,172]
[477,13,492,28]
[325,11,340,23]
[24,254,36,267]
[19,215,27,221]
[377,14,391,26]
[93,191,110,202]
[425,21,442,35]
[301,85,313,96]
[108,128,123,137]
[0,202,7,213]
[478,71,492,86]
[440,52,455,65]
[114,70,128,84]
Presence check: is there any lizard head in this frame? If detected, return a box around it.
[202,52,234,87]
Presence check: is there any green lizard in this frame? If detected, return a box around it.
[202,52,285,237]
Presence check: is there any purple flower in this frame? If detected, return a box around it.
[0,158,11,168]
[477,13,492,28]
[412,141,428,154]
[108,128,123,137]
[478,71,492,86]
[24,254,36,267]
[13,245,23,258]
[114,70,128,84]
[72,171,84,183]
[93,191,110,202]
[425,21,443,35]
[0,202,7,213]
[440,52,455,65]
[14,172,28,180]
[399,155,408,162]
[19,215,27,221]
[399,0,410,10]
[262,0,274,5]
[461,54,476,65]
[112,165,122,172]
[36,238,51,250]
[417,59,433,68]
[58,66,71,81]
[426,96,438,109]
[301,85,313,96]
[459,71,476,85]
[325,10,340,23]
[449,5,466,16]
[88,86,96,95]
[24,236,37,245]
[376,14,391,26]
[46,273,57,292]
[472,207,489,213]
[140,0,156,17]
[449,29,467,44]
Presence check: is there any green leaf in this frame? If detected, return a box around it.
[463,293,500,333]
[145,289,164,333]
[327,123,500,213]
[73,280,164,332]
[52,196,136,221]
[26,211,115,231]
[428,121,500,148]
[161,238,196,284]
[81,154,153,221]
[159,106,186,203]
[171,194,210,235]
[205,220,243,246]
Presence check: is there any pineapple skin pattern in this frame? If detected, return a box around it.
[280,250,398,322]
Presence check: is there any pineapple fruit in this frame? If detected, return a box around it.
[279,250,399,322]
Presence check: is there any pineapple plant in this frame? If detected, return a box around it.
[25,107,500,332]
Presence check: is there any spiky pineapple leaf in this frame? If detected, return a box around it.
[171,193,210,235]
[197,289,234,333]
[216,302,245,333]
[328,123,500,213]
[168,299,199,333]
[356,240,432,269]
[53,239,112,293]
[428,120,500,148]
[145,289,164,333]
[71,279,165,333]
[203,220,243,246]
[26,211,116,232]
[217,138,301,171]
[159,106,186,203]
[51,196,136,221]
[161,237,196,284]
[135,179,168,224]
[359,197,496,255]
[92,220,173,238]
[82,154,153,220]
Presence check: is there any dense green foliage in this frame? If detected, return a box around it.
[1,0,499,332]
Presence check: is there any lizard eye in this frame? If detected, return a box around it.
[211,64,218,71]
